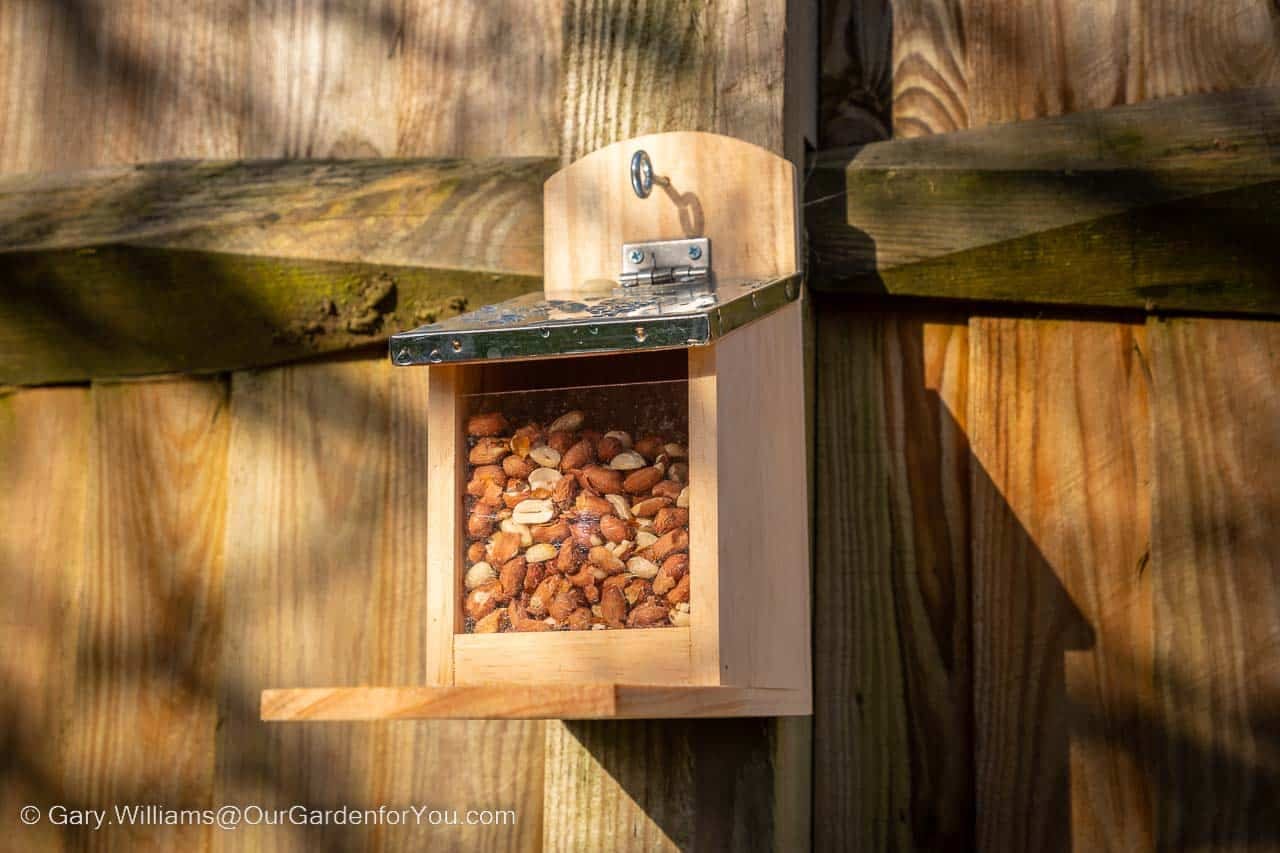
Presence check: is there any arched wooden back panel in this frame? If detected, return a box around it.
[543,132,798,298]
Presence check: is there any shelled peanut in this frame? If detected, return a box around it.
[461,409,691,633]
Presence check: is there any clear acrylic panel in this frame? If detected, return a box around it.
[460,379,690,633]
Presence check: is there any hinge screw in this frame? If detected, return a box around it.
[628,249,645,264]
[688,245,702,261]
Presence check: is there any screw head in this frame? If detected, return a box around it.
[628,249,645,264]
[688,245,702,261]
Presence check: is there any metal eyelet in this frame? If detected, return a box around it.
[630,150,654,199]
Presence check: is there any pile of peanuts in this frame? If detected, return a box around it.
[462,409,690,632]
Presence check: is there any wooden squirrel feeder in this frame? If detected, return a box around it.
[262,132,810,720]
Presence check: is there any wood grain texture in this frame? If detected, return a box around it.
[967,0,1280,127]
[813,308,971,850]
[423,364,468,687]
[0,157,550,384]
[56,379,230,851]
[881,314,972,849]
[1147,318,1280,849]
[1131,3,1280,103]
[262,685,809,721]
[1,158,550,272]
[397,0,563,157]
[544,718,785,851]
[807,86,1280,314]
[820,0,972,142]
[819,0,1280,145]
[559,0,794,162]
[969,318,1153,853]
[543,131,797,297]
[687,302,810,691]
[0,386,89,853]
[546,5,811,845]
[965,0,1131,126]
[0,0,248,173]
[454,630,694,687]
[245,0,399,158]
[543,721,693,851]
[559,0,714,162]
[890,0,970,137]
[216,359,543,852]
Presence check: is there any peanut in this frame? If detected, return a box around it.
[599,514,629,543]
[560,438,595,471]
[465,561,496,590]
[461,407,691,632]
[627,598,669,627]
[469,437,511,465]
[529,445,561,468]
[499,556,527,601]
[583,464,625,493]
[503,453,536,479]
[653,506,689,536]
[623,465,664,494]
[549,410,585,432]
[467,412,508,437]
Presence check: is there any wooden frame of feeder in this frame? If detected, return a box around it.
[262,133,811,720]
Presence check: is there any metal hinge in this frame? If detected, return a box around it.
[618,237,711,288]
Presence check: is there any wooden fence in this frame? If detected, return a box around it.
[1,1,1278,850]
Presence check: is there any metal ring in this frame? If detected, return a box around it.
[630,150,654,198]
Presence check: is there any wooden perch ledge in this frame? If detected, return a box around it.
[807,85,1280,315]
[0,157,552,385]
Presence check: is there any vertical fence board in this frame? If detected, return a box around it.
[396,0,562,157]
[0,0,248,171]
[882,315,973,849]
[1132,4,1280,101]
[58,379,230,851]
[245,0,400,158]
[543,2,810,848]
[1147,318,1280,849]
[215,359,544,852]
[813,309,972,849]
[543,722,693,852]
[558,0,793,162]
[969,319,1153,853]
[0,387,90,853]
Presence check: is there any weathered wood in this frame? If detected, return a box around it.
[0,2,560,850]
[397,0,564,157]
[543,1,815,847]
[809,86,1280,314]
[819,0,1280,146]
[0,157,550,385]
[0,0,249,173]
[966,0,1280,126]
[812,308,972,849]
[1147,318,1280,849]
[215,359,545,851]
[58,379,230,850]
[820,0,973,144]
[246,0,401,158]
[969,318,1154,852]
[0,386,89,853]
[544,718,787,851]
[559,0,797,163]
[0,0,565,168]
